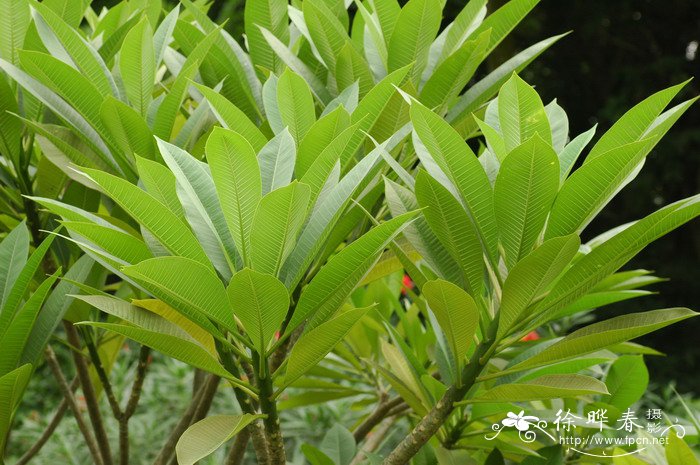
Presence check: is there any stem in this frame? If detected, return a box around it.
[381,328,496,465]
[45,347,104,465]
[120,346,151,465]
[258,374,285,465]
[64,322,113,465]
[353,396,404,443]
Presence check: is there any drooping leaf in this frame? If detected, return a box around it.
[176,414,264,465]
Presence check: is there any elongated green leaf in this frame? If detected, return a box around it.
[177,415,263,465]
[123,256,235,334]
[0,234,56,332]
[603,355,648,412]
[30,0,116,96]
[0,364,32,453]
[227,268,289,355]
[157,138,237,277]
[421,30,490,111]
[558,125,596,182]
[21,255,94,364]
[135,156,183,217]
[281,146,382,290]
[206,127,262,266]
[120,18,154,116]
[251,181,310,276]
[512,308,697,371]
[62,221,152,265]
[297,106,350,178]
[352,65,410,135]
[81,168,211,266]
[494,135,559,266]
[82,321,231,378]
[303,0,350,72]
[194,83,267,152]
[387,0,441,82]
[415,170,482,296]
[258,128,296,194]
[448,33,566,134]
[545,138,656,239]
[471,374,608,403]
[586,81,689,162]
[472,0,540,58]
[411,102,498,261]
[0,75,21,167]
[334,42,374,98]
[498,235,580,339]
[289,212,416,332]
[0,0,29,65]
[277,68,316,143]
[667,430,700,465]
[423,279,478,372]
[284,307,369,387]
[101,97,155,162]
[0,272,59,376]
[0,222,29,312]
[244,0,288,73]
[498,74,551,151]
[440,0,487,61]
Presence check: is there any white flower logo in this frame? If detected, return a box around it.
[501,411,539,432]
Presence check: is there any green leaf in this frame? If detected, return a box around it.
[21,255,94,364]
[289,212,417,333]
[258,128,296,195]
[320,424,356,465]
[194,82,267,152]
[497,235,580,339]
[135,156,183,217]
[30,0,116,96]
[61,221,153,265]
[545,138,657,239]
[421,30,490,111]
[0,222,30,311]
[0,0,29,65]
[227,268,289,355]
[303,0,350,72]
[81,168,211,267]
[440,0,487,61]
[244,0,289,73]
[536,195,700,321]
[511,308,698,372]
[0,271,59,376]
[498,74,551,152]
[82,321,231,378]
[297,106,350,178]
[276,68,316,143]
[448,33,566,133]
[471,0,541,59]
[206,127,262,266]
[494,135,559,267]
[122,256,235,334]
[334,42,374,98]
[284,307,369,387]
[0,75,22,167]
[100,97,155,162]
[0,364,32,453]
[157,138,237,277]
[387,0,441,82]
[411,102,497,261]
[415,170,482,296]
[119,18,154,116]
[351,65,411,135]
[667,430,700,465]
[603,355,648,412]
[586,81,689,162]
[250,181,310,276]
[558,125,596,182]
[470,374,608,403]
[423,279,478,372]
[176,414,264,465]
[302,444,335,465]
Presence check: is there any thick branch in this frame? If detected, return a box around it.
[225,427,251,465]
[381,334,495,465]
[353,396,404,443]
